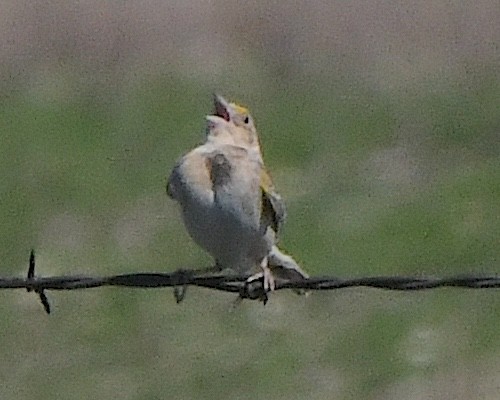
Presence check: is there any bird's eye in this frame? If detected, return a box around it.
[244,116,249,124]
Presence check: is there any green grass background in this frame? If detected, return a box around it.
[1,7,500,399]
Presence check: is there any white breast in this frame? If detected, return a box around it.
[170,144,271,273]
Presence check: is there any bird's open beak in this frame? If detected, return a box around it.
[213,94,230,122]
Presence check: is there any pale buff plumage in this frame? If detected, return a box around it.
[167,116,273,284]
[167,95,308,296]
[210,96,309,285]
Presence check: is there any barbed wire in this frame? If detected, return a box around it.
[1,250,499,314]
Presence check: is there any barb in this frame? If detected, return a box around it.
[1,251,499,313]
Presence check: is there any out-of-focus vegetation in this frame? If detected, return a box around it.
[1,1,499,399]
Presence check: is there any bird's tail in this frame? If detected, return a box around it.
[267,246,310,295]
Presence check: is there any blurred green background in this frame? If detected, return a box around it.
[1,1,499,399]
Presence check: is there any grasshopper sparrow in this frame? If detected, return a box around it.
[167,95,308,298]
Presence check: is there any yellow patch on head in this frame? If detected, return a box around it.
[230,103,249,115]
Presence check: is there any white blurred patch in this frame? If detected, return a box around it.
[401,325,441,367]
[363,145,423,195]
[113,195,166,255]
[41,212,89,251]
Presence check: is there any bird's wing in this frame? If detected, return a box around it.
[166,161,182,199]
[166,147,214,201]
[260,167,286,236]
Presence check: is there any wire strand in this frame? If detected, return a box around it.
[1,250,499,313]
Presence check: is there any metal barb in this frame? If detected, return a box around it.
[26,249,51,314]
[26,249,35,292]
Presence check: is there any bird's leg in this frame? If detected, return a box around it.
[245,256,275,291]
[261,257,276,292]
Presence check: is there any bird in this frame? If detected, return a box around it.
[211,95,286,237]
[166,95,309,300]
[210,95,309,286]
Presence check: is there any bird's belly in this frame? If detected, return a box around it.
[181,200,269,272]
